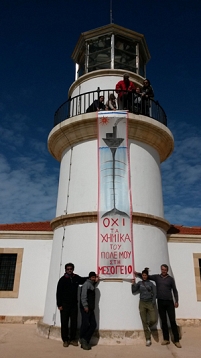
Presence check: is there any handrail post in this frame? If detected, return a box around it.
[68,96,71,118]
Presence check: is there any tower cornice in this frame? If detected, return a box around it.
[50,211,170,232]
[48,113,174,162]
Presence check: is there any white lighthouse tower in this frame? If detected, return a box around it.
[40,24,174,343]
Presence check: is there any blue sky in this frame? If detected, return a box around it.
[0,0,201,226]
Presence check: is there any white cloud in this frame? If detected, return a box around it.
[164,205,201,226]
[0,111,59,224]
[162,120,201,225]
[0,152,59,223]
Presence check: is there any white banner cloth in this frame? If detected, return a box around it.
[97,111,134,278]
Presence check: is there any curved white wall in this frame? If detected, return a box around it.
[130,140,164,217]
[56,140,98,216]
[71,74,141,97]
[43,223,97,325]
[55,138,163,218]
[43,227,67,324]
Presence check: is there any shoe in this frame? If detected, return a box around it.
[70,340,78,346]
[146,339,151,346]
[161,340,170,345]
[63,341,69,347]
[174,341,182,348]
[79,338,84,346]
[81,339,91,350]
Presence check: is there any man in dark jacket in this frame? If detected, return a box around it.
[56,262,87,347]
[135,264,181,348]
[79,271,99,350]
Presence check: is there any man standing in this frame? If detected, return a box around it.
[79,272,99,350]
[131,269,157,347]
[135,264,181,348]
[115,73,136,110]
[56,262,87,347]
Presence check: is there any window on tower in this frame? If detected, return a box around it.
[114,35,138,73]
[139,54,145,77]
[87,35,112,72]
[85,34,146,75]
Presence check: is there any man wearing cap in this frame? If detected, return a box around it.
[79,271,99,350]
[115,73,136,110]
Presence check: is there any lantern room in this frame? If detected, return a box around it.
[71,23,151,80]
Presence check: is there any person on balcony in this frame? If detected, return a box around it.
[115,73,136,110]
[86,95,105,112]
[141,79,154,116]
[105,93,117,110]
[133,87,142,114]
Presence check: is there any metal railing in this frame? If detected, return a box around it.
[54,89,167,127]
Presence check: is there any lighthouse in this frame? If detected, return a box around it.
[40,24,174,343]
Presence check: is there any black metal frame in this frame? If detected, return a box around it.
[54,89,167,127]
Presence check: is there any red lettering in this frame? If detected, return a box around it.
[103,218,110,227]
[128,265,133,274]
[111,218,118,226]
[98,265,133,276]
[110,266,115,274]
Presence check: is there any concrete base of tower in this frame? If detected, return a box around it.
[37,320,162,345]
